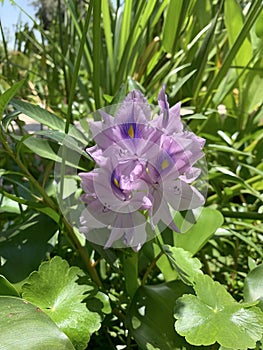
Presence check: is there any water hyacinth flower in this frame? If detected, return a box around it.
[79,85,205,250]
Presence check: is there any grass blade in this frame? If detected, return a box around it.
[93,0,102,109]
[201,0,263,109]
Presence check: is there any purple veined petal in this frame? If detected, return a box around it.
[91,124,121,150]
[80,193,97,205]
[89,120,104,139]
[104,211,147,250]
[160,133,204,174]
[141,195,152,210]
[89,159,149,214]
[158,84,169,127]
[179,167,201,183]
[116,90,151,122]
[79,203,113,230]
[158,84,169,111]
[104,226,125,249]
[88,110,114,140]
[100,110,115,126]
[151,85,183,134]
[149,189,180,232]
[163,179,205,211]
[79,171,98,193]
[125,90,150,106]
[112,127,162,159]
[85,145,109,166]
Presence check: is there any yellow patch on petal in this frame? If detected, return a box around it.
[128,125,135,138]
[161,159,169,170]
[113,177,120,188]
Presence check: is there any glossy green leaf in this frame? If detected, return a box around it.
[0,80,25,118]
[0,275,19,297]
[241,62,263,115]
[244,263,263,310]
[21,136,60,161]
[154,208,223,282]
[16,134,87,170]
[126,280,195,350]
[0,213,57,283]
[21,256,102,350]
[11,99,87,144]
[175,274,263,348]
[35,130,91,158]
[0,296,74,350]
[173,207,224,255]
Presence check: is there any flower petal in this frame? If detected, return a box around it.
[163,179,205,211]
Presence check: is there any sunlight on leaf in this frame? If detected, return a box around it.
[21,256,103,350]
[174,274,263,349]
[244,263,263,311]
[0,296,74,350]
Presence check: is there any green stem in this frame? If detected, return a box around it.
[206,174,262,205]
[93,0,102,109]
[123,250,139,299]
[221,210,263,220]
[141,251,163,286]
[59,1,93,198]
[0,129,102,287]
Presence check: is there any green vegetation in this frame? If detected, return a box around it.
[0,0,263,349]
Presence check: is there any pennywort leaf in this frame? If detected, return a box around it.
[0,296,74,350]
[21,256,103,350]
[174,274,263,349]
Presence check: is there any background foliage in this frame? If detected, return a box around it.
[0,0,263,349]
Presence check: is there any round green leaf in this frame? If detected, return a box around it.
[0,296,74,350]
[244,263,263,310]
[175,274,263,349]
[21,256,102,350]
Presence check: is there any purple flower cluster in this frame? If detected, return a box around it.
[79,86,205,250]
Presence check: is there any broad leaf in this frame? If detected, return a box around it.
[126,280,196,350]
[174,274,263,349]
[0,213,57,283]
[244,263,263,310]
[0,296,74,350]
[14,134,88,170]
[11,99,87,144]
[21,256,102,350]
[173,207,224,255]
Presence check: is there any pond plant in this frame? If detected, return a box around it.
[0,0,263,349]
